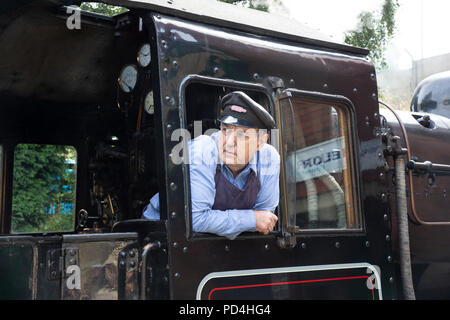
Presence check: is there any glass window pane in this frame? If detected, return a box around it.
[11,144,77,233]
[282,96,358,230]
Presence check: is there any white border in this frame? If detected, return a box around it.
[196,262,382,300]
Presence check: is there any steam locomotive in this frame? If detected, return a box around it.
[0,0,449,300]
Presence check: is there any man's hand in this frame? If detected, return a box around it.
[254,210,278,235]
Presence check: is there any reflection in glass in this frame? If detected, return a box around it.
[11,144,77,233]
[282,97,358,230]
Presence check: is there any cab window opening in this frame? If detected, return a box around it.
[183,81,280,239]
[10,144,77,234]
[280,94,360,231]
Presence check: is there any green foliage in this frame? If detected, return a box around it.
[11,144,77,233]
[80,2,129,16]
[344,0,399,70]
[218,0,270,12]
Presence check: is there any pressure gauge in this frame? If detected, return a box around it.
[118,64,138,93]
[137,43,151,68]
[144,90,154,115]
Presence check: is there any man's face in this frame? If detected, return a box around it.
[218,123,268,174]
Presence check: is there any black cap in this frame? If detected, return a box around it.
[217,91,276,130]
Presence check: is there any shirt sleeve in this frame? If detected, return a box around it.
[142,193,160,220]
[189,135,257,240]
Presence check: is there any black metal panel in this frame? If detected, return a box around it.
[199,265,381,300]
[0,236,62,299]
[62,233,139,300]
[150,13,397,299]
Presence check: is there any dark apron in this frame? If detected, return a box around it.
[212,164,261,211]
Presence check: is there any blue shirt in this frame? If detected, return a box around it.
[143,131,280,239]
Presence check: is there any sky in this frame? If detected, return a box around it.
[274,0,450,70]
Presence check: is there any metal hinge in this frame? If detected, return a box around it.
[47,247,79,281]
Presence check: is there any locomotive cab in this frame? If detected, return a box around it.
[0,0,428,300]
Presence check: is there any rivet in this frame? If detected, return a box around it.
[163,67,168,74]
[161,40,166,46]
[289,79,295,86]
[129,249,136,257]
[386,235,391,242]
[69,258,76,265]
[120,251,127,258]
[174,272,181,279]
[383,214,389,221]
[335,242,340,249]
[119,260,126,268]
[374,112,379,118]
[301,242,306,249]
[253,73,260,80]
[381,193,387,202]
[370,73,376,80]
[170,182,177,191]
[387,256,392,263]
[365,241,370,247]
[372,93,377,100]
[380,172,385,180]
[172,242,178,248]
[213,67,219,74]
[172,60,178,68]
[171,211,176,218]
[129,261,136,268]
[389,277,394,284]
[323,83,328,89]
[353,88,357,93]
[225,245,230,252]
[69,249,76,256]
[378,152,383,159]
[182,247,188,253]
[264,244,269,250]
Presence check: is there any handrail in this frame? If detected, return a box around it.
[140,241,161,300]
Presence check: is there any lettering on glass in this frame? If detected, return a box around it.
[293,137,346,182]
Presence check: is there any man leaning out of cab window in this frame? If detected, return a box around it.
[143,91,280,240]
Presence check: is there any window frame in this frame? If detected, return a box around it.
[9,142,79,235]
[278,89,364,235]
[179,75,281,241]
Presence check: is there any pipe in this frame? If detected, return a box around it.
[395,156,416,300]
[140,241,161,300]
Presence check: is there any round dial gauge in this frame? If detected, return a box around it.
[137,43,151,67]
[118,65,138,93]
[144,91,154,115]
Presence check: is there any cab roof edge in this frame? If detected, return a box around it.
[101,0,369,56]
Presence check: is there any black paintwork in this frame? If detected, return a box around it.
[148,13,396,299]
[0,0,422,300]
